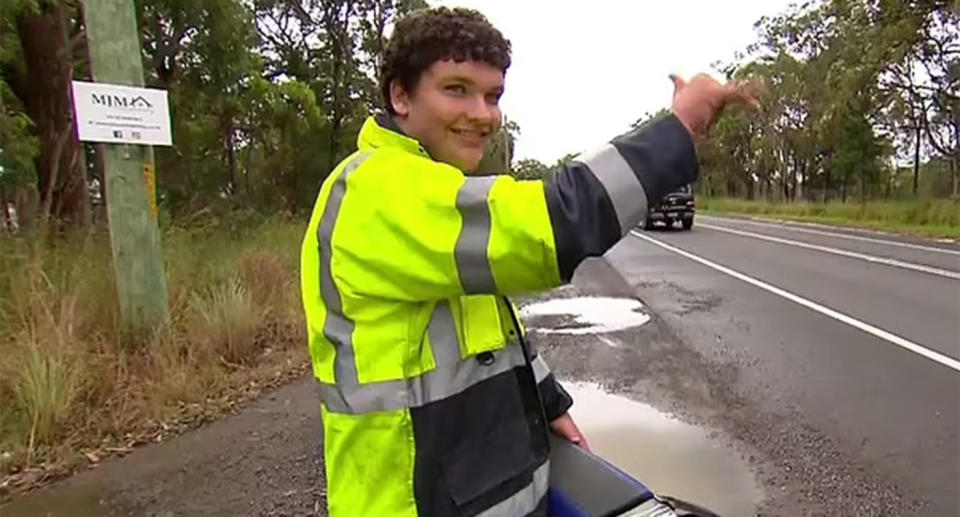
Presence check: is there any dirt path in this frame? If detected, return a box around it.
[3,378,327,517]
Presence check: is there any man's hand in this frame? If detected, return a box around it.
[550,413,590,452]
[670,73,761,138]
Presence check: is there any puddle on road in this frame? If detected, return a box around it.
[563,382,764,517]
[521,296,651,335]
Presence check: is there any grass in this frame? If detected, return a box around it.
[697,198,960,238]
[9,337,82,462]
[0,212,309,497]
[187,277,265,365]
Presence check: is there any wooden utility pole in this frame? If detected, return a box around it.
[81,0,170,331]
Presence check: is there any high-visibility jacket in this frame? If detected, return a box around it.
[300,114,697,517]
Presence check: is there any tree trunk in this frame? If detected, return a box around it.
[0,186,7,232]
[324,1,355,174]
[328,62,343,174]
[726,177,737,197]
[244,139,252,196]
[225,118,238,195]
[913,123,921,196]
[16,2,90,230]
[372,0,388,81]
[953,122,959,199]
[951,156,958,199]
[14,187,39,233]
[783,157,791,201]
[858,166,866,205]
[797,161,805,201]
[823,168,831,203]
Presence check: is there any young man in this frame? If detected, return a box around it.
[301,7,755,517]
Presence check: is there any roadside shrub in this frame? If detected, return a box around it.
[186,277,265,365]
[237,250,290,318]
[7,333,83,449]
[699,198,959,237]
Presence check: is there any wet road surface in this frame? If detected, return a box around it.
[608,214,959,515]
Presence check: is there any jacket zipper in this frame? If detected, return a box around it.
[503,296,552,446]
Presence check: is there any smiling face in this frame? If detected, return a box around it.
[390,59,504,172]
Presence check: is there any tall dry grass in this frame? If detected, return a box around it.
[186,277,265,365]
[0,214,308,480]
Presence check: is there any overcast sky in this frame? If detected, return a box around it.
[435,0,797,163]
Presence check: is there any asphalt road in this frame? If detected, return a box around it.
[606,214,960,515]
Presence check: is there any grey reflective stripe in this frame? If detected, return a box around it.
[455,176,498,293]
[317,354,415,413]
[409,302,527,405]
[318,300,528,414]
[317,152,371,386]
[577,144,648,235]
[316,377,409,414]
[475,460,550,517]
[531,355,550,384]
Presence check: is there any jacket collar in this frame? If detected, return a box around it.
[357,114,432,159]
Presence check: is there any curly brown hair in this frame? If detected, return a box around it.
[380,7,511,114]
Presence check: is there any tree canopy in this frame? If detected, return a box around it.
[694,0,959,202]
[0,0,427,230]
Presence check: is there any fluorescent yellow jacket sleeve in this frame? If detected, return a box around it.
[330,148,562,302]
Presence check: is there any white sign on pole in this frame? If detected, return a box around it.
[71,81,173,146]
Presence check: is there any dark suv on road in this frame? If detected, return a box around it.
[643,184,695,230]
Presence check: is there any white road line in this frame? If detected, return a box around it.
[630,230,960,373]
[700,215,960,256]
[698,222,960,281]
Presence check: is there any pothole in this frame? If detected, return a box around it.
[520,296,651,335]
[562,381,764,516]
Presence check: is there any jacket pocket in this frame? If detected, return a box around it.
[441,416,536,506]
[457,294,506,358]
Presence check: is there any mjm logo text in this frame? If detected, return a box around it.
[91,93,152,109]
